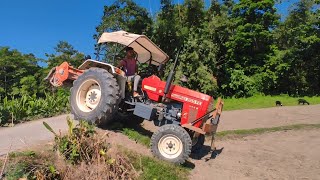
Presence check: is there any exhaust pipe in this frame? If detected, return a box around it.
[162,48,182,102]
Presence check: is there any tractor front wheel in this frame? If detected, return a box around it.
[151,124,192,164]
[70,68,119,126]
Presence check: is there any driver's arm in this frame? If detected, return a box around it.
[117,60,125,68]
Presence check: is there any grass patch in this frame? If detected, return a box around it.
[223,94,320,111]
[122,128,151,147]
[3,150,60,180]
[216,123,320,139]
[121,123,320,145]
[9,150,36,158]
[124,149,189,180]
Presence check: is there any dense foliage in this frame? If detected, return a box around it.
[0,91,69,125]
[0,41,82,125]
[0,0,319,125]
[96,0,319,97]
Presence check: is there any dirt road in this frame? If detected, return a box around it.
[219,104,320,131]
[190,129,320,180]
[0,114,72,156]
[1,104,319,179]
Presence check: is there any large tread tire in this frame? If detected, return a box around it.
[70,68,119,126]
[151,124,192,164]
[191,134,205,153]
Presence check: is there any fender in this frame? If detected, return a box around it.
[45,59,126,88]
[79,59,125,76]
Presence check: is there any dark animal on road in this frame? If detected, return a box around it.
[276,101,282,106]
[298,99,310,105]
[275,101,283,106]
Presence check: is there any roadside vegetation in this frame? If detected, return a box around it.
[223,94,320,111]
[0,43,82,126]
[121,123,320,148]
[0,91,69,126]
[1,119,188,180]
[216,123,320,139]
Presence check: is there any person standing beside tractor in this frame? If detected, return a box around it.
[117,47,141,97]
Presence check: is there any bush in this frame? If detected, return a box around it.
[42,118,137,179]
[224,69,257,98]
[0,92,69,126]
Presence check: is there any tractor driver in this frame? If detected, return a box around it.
[117,47,141,97]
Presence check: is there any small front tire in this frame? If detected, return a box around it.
[150,124,192,164]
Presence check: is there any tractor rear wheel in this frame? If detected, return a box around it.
[70,68,119,126]
[151,124,192,164]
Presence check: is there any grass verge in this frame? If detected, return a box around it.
[121,123,320,147]
[223,94,320,111]
[123,148,189,180]
[216,123,320,139]
[122,128,151,147]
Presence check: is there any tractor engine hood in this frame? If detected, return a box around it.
[98,31,169,66]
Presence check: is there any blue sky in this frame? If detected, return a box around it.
[0,0,297,64]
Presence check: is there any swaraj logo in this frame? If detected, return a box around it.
[171,94,202,105]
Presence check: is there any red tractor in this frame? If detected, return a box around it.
[46,31,223,164]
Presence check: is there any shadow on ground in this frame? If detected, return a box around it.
[191,146,224,161]
[100,119,154,138]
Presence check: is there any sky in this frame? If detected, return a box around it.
[0,0,298,65]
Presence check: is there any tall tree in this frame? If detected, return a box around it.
[174,29,219,97]
[226,0,279,74]
[184,0,205,29]
[94,0,153,62]
[153,0,181,59]
[274,0,320,95]
[0,47,40,98]
[206,1,234,94]
[95,0,152,36]
[222,0,279,96]
[46,41,84,69]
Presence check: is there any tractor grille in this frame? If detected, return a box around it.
[188,107,198,123]
[207,99,214,113]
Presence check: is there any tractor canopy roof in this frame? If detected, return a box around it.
[98,31,169,66]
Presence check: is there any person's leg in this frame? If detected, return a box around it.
[133,75,141,97]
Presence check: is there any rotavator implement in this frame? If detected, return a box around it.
[45,31,223,164]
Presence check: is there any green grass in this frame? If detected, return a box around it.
[5,162,29,180]
[9,150,36,158]
[122,123,320,146]
[122,128,151,147]
[222,94,320,111]
[216,123,320,139]
[1,151,37,180]
[124,149,189,180]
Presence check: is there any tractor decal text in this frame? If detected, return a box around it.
[144,85,157,92]
[171,94,202,105]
